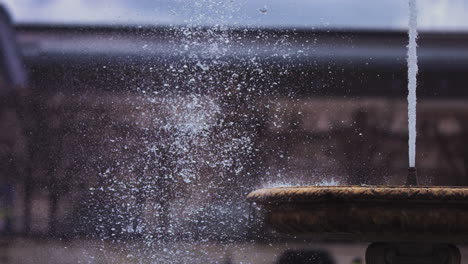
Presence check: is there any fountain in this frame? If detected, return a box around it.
[248,1,468,263]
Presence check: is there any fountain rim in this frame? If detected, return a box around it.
[247,185,468,204]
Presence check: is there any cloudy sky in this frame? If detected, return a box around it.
[1,0,468,31]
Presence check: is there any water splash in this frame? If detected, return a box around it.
[407,0,418,168]
[261,177,341,189]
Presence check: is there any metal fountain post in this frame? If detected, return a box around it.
[407,167,417,186]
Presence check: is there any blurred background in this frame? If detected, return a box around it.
[0,0,468,263]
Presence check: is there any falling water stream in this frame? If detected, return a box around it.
[407,0,418,168]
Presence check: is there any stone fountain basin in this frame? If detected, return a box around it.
[247,186,468,243]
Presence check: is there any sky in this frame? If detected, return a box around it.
[1,0,468,31]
